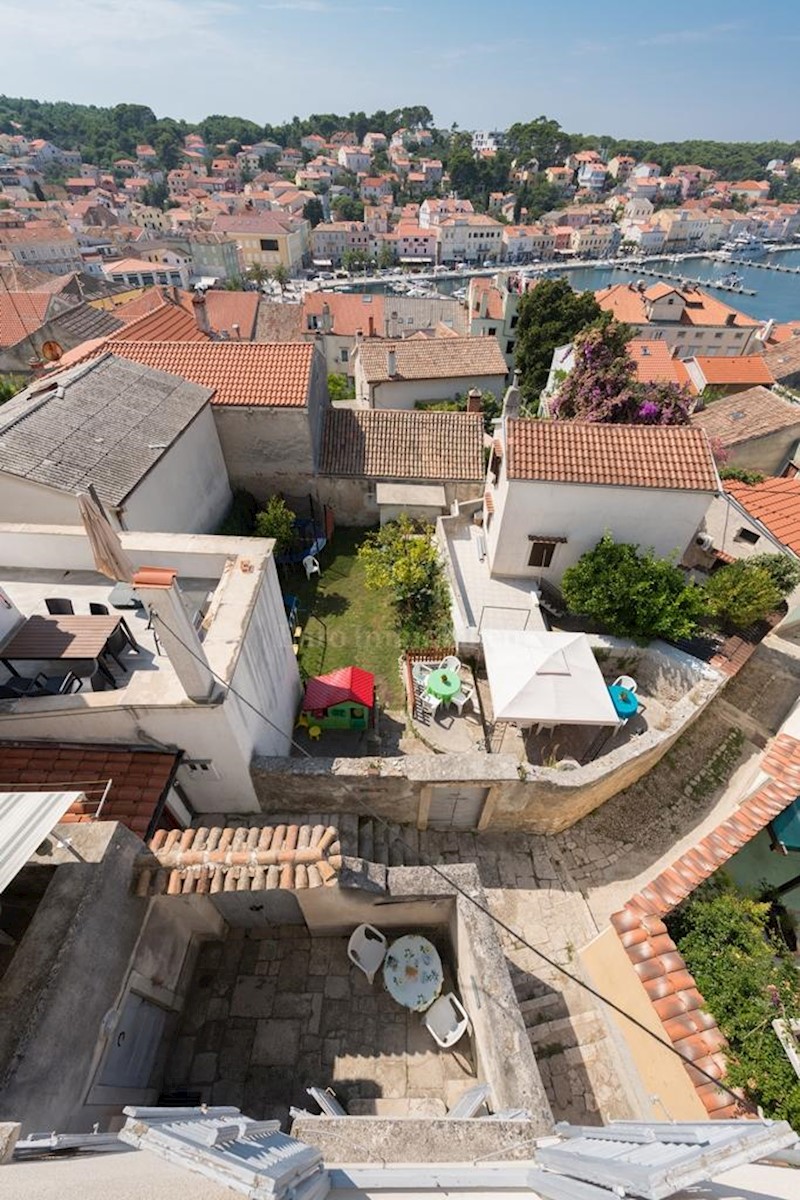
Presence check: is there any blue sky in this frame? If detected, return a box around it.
[2,0,798,140]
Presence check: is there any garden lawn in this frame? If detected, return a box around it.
[292,528,405,709]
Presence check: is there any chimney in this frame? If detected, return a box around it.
[387,348,397,377]
[502,371,522,422]
[320,302,333,334]
[232,322,240,340]
[466,387,483,412]
[192,289,211,335]
[28,356,45,377]
[355,329,364,347]
[132,568,215,702]
[368,314,375,338]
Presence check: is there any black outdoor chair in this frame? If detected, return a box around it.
[101,624,139,673]
[90,667,116,692]
[45,598,74,615]
[33,671,82,695]
[0,676,40,698]
[89,602,109,615]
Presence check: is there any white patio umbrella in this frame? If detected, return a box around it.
[76,488,136,584]
[481,629,621,726]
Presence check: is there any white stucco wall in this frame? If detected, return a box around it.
[0,408,231,535]
[122,408,231,534]
[370,372,506,409]
[486,475,714,582]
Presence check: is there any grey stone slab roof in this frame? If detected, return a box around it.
[0,354,213,506]
[47,298,123,343]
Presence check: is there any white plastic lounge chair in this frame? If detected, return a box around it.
[424,992,470,1049]
[446,1083,490,1118]
[347,923,387,984]
[453,686,474,715]
[303,555,321,580]
[438,655,461,674]
[412,662,433,685]
[306,1086,347,1116]
[612,674,637,693]
[421,693,441,718]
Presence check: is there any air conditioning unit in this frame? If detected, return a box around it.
[695,533,714,552]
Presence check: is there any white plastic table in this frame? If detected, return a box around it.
[383,934,443,1012]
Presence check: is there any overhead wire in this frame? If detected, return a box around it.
[149,606,756,1116]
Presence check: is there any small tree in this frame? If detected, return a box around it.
[358,516,451,647]
[514,277,601,402]
[704,560,782,628]
[561,534,707,641]
[254,495,296,556]
[0,376,24,406]
[246,263,268,288]
[377,243,395,269]
[302,197,324,228]
[327,373,355,402]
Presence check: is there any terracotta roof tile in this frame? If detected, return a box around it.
[505,419,718,491]
[60,340,315,407]
[692,355,774,387]
[596,282,758,328]
[137,823,341,895]
[304,292,386,337]
[0,291,52,348]
[319,407,484,480]
[0,741,178,838]
[725,475,800,555]
[357,335,507,384]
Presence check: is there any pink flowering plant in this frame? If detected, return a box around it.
[551,318,692,426]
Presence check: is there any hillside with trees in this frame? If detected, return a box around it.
[1,94,797,186]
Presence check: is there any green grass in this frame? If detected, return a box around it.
[291,528,405,709]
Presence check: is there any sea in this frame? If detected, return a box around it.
[357,248,800,324]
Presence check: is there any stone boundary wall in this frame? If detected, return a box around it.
[251,641,725,833]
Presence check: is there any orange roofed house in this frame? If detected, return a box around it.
[596,282,761,359]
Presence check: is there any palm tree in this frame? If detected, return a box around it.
[271,263,290,293]
[247,263,268,288]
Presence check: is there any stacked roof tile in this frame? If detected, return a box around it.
[505,419,719,491]
[319,408,484,480]
[137,823,341,895]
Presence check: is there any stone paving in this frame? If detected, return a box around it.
[163,924,475,1129]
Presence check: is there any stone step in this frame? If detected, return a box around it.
[388,824,405,867]
[401,824,419,866]
[336,813,359,858]
[358,817,374,863]
[372,816,388,865]
[528,1011,606,1053]
[517,992,569,1027]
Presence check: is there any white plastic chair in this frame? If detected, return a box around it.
[422,693,441,718]
[303,555,321,580]
[424,992,470,1049]
[347,923,387,984]
[453,686,474,716]
[438,655,461,674]
[612,675,637,693]
[413,662,433,686]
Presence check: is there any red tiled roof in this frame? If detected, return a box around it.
[357,335,507,383]
[691,386,800,447]
[108,301,208,344]
[725,476,800,555]
[64,340,315,407]
[137,823,342,894]
[505,419,718,491]
[303,666,374,711]
[596,283,758,329]
[612,731,800,1118]
[303,291,386,337]
[693,355,774,387]
[319,408,485,480]
[627,339,685,386]
[0,291,52,348]
[0,742,179,840]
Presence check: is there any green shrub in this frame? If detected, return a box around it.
[357,515,452,648]
[217,489,258,535]
[746,553,800,596]
[561,534,707,641]
[669,881,800,1128]
[719,466,765,485]
[254,495,296,556]
[703,560,781,628]
[328,373,356,402]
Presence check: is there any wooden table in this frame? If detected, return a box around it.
[0,615,122,675]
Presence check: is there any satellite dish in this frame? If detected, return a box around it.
[41,341,63,362]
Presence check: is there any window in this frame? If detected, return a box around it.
[340,348,349,363]
[488,327,497,336]
[506,340,515,355]
[510,315,518,329]
[714,331,724,339]
[260,238,279,251]
[528,538,563,568]
[735,527,760,545]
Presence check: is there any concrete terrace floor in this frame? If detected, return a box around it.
[163,925,476,1128]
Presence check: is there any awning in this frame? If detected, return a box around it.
[481,630,620,725]
[0,791,85,891]
[375,483,447,508]
[312,258,333,266]
[399,256,434,262]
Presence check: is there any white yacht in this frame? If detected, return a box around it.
[716,233,766,261]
